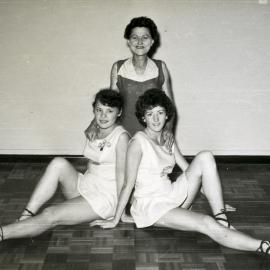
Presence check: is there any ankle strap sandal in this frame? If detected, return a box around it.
[256,240,270,256]
[214,209,231,228]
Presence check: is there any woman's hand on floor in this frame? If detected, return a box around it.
[90,219,118,229]
[121,212,134,223]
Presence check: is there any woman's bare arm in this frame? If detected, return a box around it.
[161,61,173,102]
[160,61,175,150]
[174,143,189,172]
[115,132,130,197]
[110,62,119,91]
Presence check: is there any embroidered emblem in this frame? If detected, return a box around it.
[98,140,111,151]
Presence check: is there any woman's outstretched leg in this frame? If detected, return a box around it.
[19,157,80,221]
[2,196,99,240]
[155,208,266,253]
[181,151,229,226]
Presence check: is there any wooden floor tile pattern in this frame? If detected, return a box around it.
[0,158,270,270]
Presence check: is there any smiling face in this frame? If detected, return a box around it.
[94,101,121,131]
[127,27,154,56]
[144,106,167,133]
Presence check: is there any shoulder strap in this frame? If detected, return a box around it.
[152,59,165,86]
[116,59,127,72]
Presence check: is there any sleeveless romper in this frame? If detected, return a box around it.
[130,132,189,228]
[116,58,165,135]
[77,125,129,219]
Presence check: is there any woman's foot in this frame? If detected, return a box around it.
[18,208,35,221]
[257,240,270,256]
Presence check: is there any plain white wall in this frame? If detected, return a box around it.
[0,0,269,155]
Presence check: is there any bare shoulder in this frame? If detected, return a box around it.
[110,61,118,75]
[111,61,118,69]
[128,136,142,154]
[118,131,130,143]
[116,129,130,147]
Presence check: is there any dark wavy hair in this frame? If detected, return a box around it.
[92,89,123,112]
[124,16,160,56]
[135,89,175,127]
[124,16,159,42]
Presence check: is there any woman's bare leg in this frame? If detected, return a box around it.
[19,157,80,220]
[2,196,99,240]
[181,151,228,225]
[155,208,262,252]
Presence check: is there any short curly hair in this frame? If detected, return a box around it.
[135,89,175,127]
[92,89,123,112]
[124,16,159,43]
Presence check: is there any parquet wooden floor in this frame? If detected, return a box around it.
[0,157,269,270]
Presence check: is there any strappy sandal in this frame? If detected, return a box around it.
[0,226,4,241]
[214,208,232,228]
[256,240,270,256]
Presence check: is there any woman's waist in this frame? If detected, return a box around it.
[134,177,172,197]
[85,163,115,179]
[137,170,171,180]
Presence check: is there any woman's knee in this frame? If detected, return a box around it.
[48,157,69,173]
[41,206,62,228]
[196,150,216,169]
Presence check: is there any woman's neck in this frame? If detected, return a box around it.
[132,55,148,73]
[144,127,162,145]
[97,124,117,139]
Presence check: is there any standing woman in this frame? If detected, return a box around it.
[92,89,270,256]
[86,17,174,147]
[0,89,129,241]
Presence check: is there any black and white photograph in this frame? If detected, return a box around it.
[0,0,269,269]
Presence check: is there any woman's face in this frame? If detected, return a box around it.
[128,27,154,56]
[144,106,167,132]
[94,101,121,130]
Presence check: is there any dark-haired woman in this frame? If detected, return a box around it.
[86,16,174,148]
[0,90,129,241]
[91,89,270,256]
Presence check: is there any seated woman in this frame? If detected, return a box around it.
[91,89,270,256]
[0,89,129,241]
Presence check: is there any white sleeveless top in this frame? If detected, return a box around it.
[130,131,188,228]
[78,125,129,219]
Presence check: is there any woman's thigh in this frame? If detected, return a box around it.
[155,207,212,234]
[46,196,101,226]
[52,157,80,199]
[179,157,203,209]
